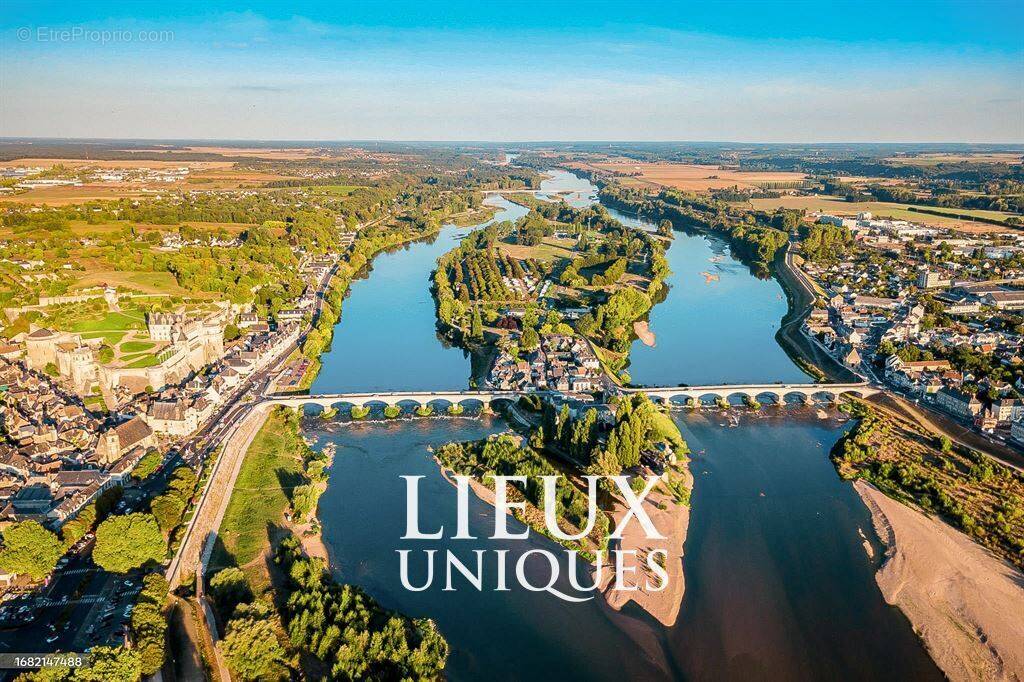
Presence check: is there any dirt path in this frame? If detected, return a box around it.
[168,596,213,682]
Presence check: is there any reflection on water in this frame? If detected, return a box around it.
[307,169,941,681]
[307,411,940,681]
[309,417,670,681]
[671,410,941,681]
[310,196,527,393]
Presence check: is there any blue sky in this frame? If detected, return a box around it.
[1,1,1022,142]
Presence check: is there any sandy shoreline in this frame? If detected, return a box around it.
[596,470,690,627]
[633,320,656,347]
[855,481,1024,681]
[438,460,690,628]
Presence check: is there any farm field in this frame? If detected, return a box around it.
[497,237,578,263]
[0,158,234,170]
[0,184,153,206]
[747,195,1021,233]
[0,158,300,204]
[0,219,256,239]
[884,152,1023,166]
[71,270,191,296]
[570,161,807,191]
[148,145,332,160]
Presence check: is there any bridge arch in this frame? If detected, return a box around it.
[756,390,784,405]
[782,390,810,405]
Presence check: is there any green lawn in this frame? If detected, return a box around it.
[650,410,688,453]
[119,340,155,354]
[83,395,107,412]
[212,409,305,576]
[70,311,146,333]
[497,238,577,263]
[80,330,126,345]
[124,353,160,368]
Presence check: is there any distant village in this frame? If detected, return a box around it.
[799,211,1024,444]
[0,254,335,530]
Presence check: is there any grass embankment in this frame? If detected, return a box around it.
[832,402,1024,570]
[447,204,498,227]
[649,409,687,451]
[211,409,307,587]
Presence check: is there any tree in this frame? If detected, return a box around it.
[470,305,483,339]
[149,493,185,534]
[129,574,169,676]
[167,467,197,498]
[93,514,166,573]
[224,323,241,341]
[44,362,59,377]
[219,602,290,681]
[209,567,252,618]
[71,646,142,682]
[0,521,63,581]
[521,327,540,350]
[132,449,162,480]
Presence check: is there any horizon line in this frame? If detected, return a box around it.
[1,136,1023,148]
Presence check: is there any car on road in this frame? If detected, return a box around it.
[46,633,59,644]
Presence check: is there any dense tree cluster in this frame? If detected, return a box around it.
[60,486,123,547]
[148,466,198,539]
[16,645,144,682]
[576,287,652,353]
[220,599,292,681]
[130,574,170,676]
[275,536,449,680]
[598,184,789,269]
[542,394,686,478]
[833,403,1024,569]
[0,521,63,581]
[799,223,853,263]
[92,513,166,573]
[435,434,607,551]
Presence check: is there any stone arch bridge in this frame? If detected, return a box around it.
[622,382,878,405]
[265,382,877,411]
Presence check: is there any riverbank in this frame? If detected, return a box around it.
[772,244,861,383]
[633,319,656,347]
[855,481,1024,682]
[439,456,692,628]
[597,467,690,627]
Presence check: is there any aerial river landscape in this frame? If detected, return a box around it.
[304,171,942,680]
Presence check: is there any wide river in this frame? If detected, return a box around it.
[306,171,941,680]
